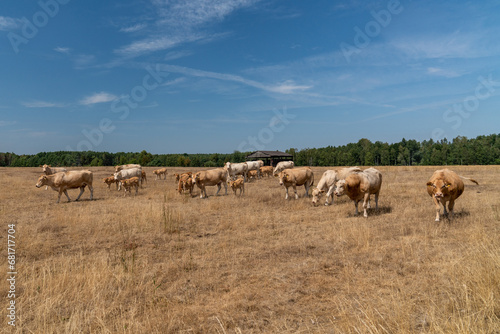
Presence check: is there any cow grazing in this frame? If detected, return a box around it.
[311,167,362,206]
[122,177,140,196]
[35,170,93,203]
[246,160,264,179]
[141,170,147,184]
[175,172,192,183]
[114,167,142,190]
[224,162,248,181]
[115,164,141,172]
[260,166,273,177]
[229,178,245,196]
[426,169,478,221]
[278,167,314,200]
[192,168,228,199]
[103,175,119,190]
[153,168,168,180]
[178,173,194,195]
[334,168,382,218]
[247,170,258,181]
[273,161,294,176]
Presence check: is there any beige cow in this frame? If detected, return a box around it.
[273,161,294,176]
[153,168,168,180]
[311,167,362,206]
[103,175,119,190]
[260,166,273,177]
[192,168,228,199]
[115,164,141,172]
[426,169,478,221]
[334,167,382,218]
[229,178,245,196]
[122,176,140,196]
[36,170,93,203]
[278,167,314,200]
[40,164,67,190]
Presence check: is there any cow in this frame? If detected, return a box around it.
[426,169,478,222]
[224,162,248,181]
[153,168,168,180]
[229,178,245,196]
[175,172,192,183]
[273,161,294,176]
[247,170,258,181]
[115,164,141,172]
[311,167,362,206]
[178,173,194,195]
[192,168,228,199]
[40,164,67,190]
[122,177,140,196]
[141,170,147,184]
[278,167,314,200]
[103,175,119,190]
[334,167,382,218]
[246,160,264,179]
[35,170,93,203]
[114,167,142,191]
[260,166,273,177]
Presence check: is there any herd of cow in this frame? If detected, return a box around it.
[35,161,479,221]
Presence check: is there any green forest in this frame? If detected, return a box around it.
[1,134,499,168]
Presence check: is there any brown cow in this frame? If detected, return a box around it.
[229,178,245,196]
[178,173,194,195]
[175,172,192,183]
[141,170,147,184]
[260,166,273,177]
[278,167,314,200]
[247,170,258,181]
[153,168,168,180]
[311,167,362,206]
[192,168,227,199]
[426,169,478,221]
[36,170,93,203]
[103,175,119,190]
[334,167,382,218]
[122,177,140,196]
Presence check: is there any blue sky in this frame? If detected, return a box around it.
[1,0,500,154]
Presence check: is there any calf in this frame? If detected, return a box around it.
[114,167,142,190]
[260,166,273,177]
[36,170,93,203]
[426,169,478,221]
[178,173,194,195]
[278,167,314,200]
[334,167,382,218]
[229,178,245,196]
[153,168,168,180]
[122,177,140,196]
[103,175,119,190]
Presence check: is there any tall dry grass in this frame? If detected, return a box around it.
[0,165,499,333]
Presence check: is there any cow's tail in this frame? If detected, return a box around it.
[458,175,479,185]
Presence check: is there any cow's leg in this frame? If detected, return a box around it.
[223,181,227,195]
[293,184,299,200]
[432,196,441,221]
[242,185,244,196]
[285,186,289,200]
[135,184,138,196]
[362,193,370,218]
[374,191,379,210]
[215,183,221,196]
[441,199,448,218]
[354,200,359,215]
[62,189,71,202]
[75,186,85,201]
[325,185,335,205]
[447,199,456,220]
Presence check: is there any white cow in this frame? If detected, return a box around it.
[115,164,141,172]
[311,167,362,206]
[224,162,249,181]
[273,161,294,176]
[114,167,143,190]
[246,160,264,179]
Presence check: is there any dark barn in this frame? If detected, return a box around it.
[246,150,293,167]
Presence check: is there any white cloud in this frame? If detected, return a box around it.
[427,67,460,78]
[164,50,193,61]
[22,101,66,108]
[79,92,117,105]
[120,23,147,33]
[0,16,20,31]
[0,120,17,127]
[54,47,71,54]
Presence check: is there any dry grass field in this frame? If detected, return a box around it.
[1,165,499,333]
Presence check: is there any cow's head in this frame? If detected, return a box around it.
[334,180,346,196]
[311,188,325,206]
[426,180,451,198]
[113,172,120,180]
[278,171,288,186]
[36,175,48,188]
[192,172,201,183]
[41,164,50,173]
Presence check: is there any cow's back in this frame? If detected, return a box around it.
[361,168,382,192]
[286,167,313,186]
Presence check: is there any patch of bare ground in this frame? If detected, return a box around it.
[0,165,498,333]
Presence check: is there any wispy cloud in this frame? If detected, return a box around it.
[120,23,147,33]
[54,47,71,54]
[79,92,117,105]
[0,16,20,31]
[156,64,311,94]
[164,50,193,61]
[0,120,17,127]
[115,0,260,56]
[22,101,66,108]
[427,67,460,78]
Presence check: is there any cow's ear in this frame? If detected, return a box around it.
[426,181,433,186]
[445,183,451,188]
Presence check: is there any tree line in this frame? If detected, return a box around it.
[1,134,499,168]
